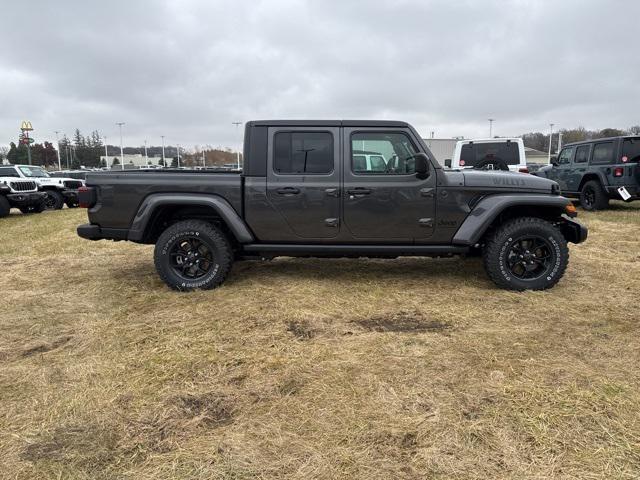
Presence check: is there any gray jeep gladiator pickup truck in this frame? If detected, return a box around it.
[77,120,587,291]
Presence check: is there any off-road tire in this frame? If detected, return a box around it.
[579,180,609,211]
[65,199,79,208]
[483,217,569,291]
[154,220,233,291]
[44,190,64,210]
[0,196,10,217]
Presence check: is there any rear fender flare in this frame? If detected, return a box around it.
[128,193,254,243]
[452,194,570,246]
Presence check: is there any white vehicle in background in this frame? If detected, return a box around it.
[352,152,388,173]
[444,138,529,173]
[0,176,47,217]
[0,165,85,210]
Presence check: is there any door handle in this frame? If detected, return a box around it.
[346,188,371,196]
[325,188,340,197]
[420,187,435,197]
[276,187,300,195]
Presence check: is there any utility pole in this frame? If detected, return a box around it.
[161,135,166,167]
[488,118,495,138]
[232,121,242,169]
[103,135,108,168]
[202,149,205,167]
[548,123,554,163]
[116,122,125,170]
[144,139,148,165]
[558,132,563,151]
[177,144,181,168]
[54,131,62,171]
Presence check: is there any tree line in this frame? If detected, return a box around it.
[521,125,640,153]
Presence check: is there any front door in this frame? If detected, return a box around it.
[549,146,575,192]
[266,127,341,239]
[342,128,436,242]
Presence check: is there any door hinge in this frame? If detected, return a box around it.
[418,218,433,227]
[325,218,339,228]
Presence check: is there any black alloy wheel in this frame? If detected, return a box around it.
[505,235,555,281]
[168,236,215,281]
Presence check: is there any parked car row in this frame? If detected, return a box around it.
[442,135,640,210]
[0,164,85,217]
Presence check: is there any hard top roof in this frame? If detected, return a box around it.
[247,120,411,128]
[564,135,640,147]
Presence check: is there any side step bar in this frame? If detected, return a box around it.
[241,244,469,257]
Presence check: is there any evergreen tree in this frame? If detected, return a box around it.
[112,157,120,166]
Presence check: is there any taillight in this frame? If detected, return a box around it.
[518,167,529,174]
[78,186,96,208]
[614,167,624,177]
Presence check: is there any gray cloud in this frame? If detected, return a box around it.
[1,0,638,150]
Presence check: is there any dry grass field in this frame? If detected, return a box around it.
[1,203,639,479]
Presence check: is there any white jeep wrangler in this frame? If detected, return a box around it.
[0,176,47,217]
[0,165,84,210]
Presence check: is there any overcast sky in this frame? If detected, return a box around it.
[1,0,638,150]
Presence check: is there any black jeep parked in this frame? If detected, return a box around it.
[535,136,640,210]
[78,120,587,292]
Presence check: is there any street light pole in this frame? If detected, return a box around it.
[161,135,165,167]
[103,135,108,168]
[488,118,495,138]
[54,131,61,171]
[144,139,148,164]
[177,144,181,168]
[116,122,125,170]
[548,123,555,163]
[232,121,242,169]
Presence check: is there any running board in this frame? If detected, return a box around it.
[241,244,469,257]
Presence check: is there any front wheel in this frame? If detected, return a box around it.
[154,220,233,291]
[43,190,64,210]
[483,217,569,291]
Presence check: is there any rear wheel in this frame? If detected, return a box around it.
[154,220,233,291]
[483,217,568,291]
[579,180,609,211]
[43,190,64,210]
[0,196,10,217]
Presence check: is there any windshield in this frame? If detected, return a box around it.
[459,142,520,166]
[18,166,50,178]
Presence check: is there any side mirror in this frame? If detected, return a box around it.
[444,159,452,168]
[414,153,430,179]
[550,156,559,166]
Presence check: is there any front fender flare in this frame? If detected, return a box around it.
[127,193,254,243]
[452,194,571,246]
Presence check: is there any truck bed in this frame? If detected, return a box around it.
[85,170,243,230]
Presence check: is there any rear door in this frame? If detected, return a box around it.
[266,127,341,239]
[342,127,436,242]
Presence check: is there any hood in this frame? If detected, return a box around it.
[456,169,559,194]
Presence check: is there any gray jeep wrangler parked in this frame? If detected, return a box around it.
[535,136,640,210]
[77,120,587,291]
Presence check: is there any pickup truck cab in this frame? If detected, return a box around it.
[0,165,84,210]
[535,136,640,210]
[445,138,528,173]
[78,120,587,291]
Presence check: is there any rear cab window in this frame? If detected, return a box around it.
[273,131,334,174]
[459,142,520,167]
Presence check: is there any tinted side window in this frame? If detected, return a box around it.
[591,142,614,164]
[273,132,333,174]
[574,145,590,163]
[558,147,574,164]
[0,167,19,177]
[351,132,417,174]
[622,138,640,162]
